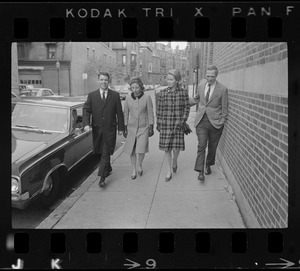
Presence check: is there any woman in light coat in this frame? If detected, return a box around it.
[123,77,155,179]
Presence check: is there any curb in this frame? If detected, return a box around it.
[36,143,125,229]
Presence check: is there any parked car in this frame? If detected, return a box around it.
[19,88,63,98]
[114,85,131,100]
[19,84,34,91]
[11,97,93,209]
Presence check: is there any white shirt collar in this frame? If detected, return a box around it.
[100,88,108,94]
[206,81,216,88]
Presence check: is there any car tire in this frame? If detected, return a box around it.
[41,171,60,208]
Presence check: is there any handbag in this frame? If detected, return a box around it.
[179,122,192,135]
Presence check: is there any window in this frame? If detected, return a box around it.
[17,44,25,59]
[47,45,56,59]
[122,42,126,48]
[122,55,126,65]
[43,90,51,96]
[140,60,143,69]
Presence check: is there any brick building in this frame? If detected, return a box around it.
[198,42,288,228]
[17,42,116,96]
[188,42,213,85]
[11,43,19,93]
[139,42,153,85]
[111,42,140,85]
[152,54,161,85]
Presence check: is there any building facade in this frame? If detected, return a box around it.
[111,42,140,85]
[17,42,116,96]
[139,42,153,85]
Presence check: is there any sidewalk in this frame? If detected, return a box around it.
[37,105,246,229]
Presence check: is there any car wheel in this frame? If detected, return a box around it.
[41,171,60,208]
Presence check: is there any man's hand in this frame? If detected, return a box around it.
[84,126,90,133]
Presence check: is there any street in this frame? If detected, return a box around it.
[12,134,125,229]
[11,91,155,229]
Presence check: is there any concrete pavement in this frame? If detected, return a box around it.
[37,93,246,229]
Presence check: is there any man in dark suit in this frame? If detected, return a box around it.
[83,72,125,187]
[190,65,228,181]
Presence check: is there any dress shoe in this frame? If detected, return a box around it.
[165,173,172,182]
[138,170,143,176]
[131,174,137,180]
[198,171,205,181]
[172,165,177,173]
[205,166,211,175]
[98,177,106,187]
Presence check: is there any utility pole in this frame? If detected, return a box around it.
[56,61,60,95]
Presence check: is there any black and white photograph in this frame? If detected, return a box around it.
[11,41,288,229]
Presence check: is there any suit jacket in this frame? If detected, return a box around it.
[82,88,125,154]
[190,80,228,129]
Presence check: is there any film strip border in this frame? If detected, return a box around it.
[1,1,300,269]
[13,16,285,40]
[3,230,292,269]
[1,3,299,41]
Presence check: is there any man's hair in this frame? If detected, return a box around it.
[98,72,110,81]
[205,65,218,76]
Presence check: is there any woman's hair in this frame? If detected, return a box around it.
[129,77,145,91]
[168,69,182,87]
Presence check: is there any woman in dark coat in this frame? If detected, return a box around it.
[156,69,190,182]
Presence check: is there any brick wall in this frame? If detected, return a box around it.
[213,42,288,228]
[213,42,287,75]
[218,90,288,228]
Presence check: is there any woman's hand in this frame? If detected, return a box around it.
[123,126,128,138]
[149,124,154,137]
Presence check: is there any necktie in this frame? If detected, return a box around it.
[102,91,106,102]
[206,84,211,103]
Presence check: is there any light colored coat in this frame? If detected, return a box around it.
[190,80,228,129]
[123,93,154,154]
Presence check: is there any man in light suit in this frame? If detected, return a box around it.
[190,65,228,181]
[83,72,125,188]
